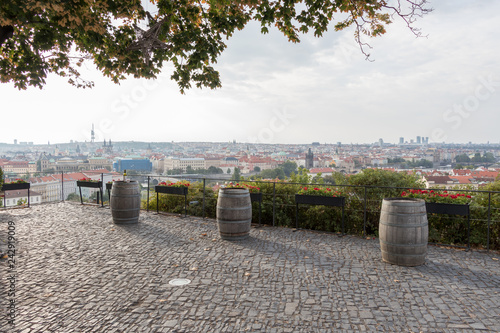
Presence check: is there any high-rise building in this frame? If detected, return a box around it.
[399,137,404,145]
[417,136,421,144]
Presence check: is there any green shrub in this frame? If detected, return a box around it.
[141,173,500,250]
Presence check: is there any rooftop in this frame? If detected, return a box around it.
[1,202,499,332]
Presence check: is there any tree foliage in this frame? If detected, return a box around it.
[281,160,298,177]
[231,167,241,181]
[348,168,423,188]
[0,0,431,91]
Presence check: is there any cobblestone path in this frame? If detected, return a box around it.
[1,202,499,332]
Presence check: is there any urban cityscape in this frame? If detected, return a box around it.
[1,127,499,207]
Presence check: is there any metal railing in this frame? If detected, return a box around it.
[1,172,499,251]
[142,174,499,252]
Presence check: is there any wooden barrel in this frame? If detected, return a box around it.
[379,198,428,266]
[110,181,141,224]
[217,188,252,240]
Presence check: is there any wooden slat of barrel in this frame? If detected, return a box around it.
[110,181,141,224]
[217,188,252,240]
[379,198,428,266]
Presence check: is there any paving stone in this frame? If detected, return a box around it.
[0,202,499,332]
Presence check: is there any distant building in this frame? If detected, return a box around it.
[163,158,206,172]
[399,137,404,145]
[1,161,37,176]
[305,148,314,169]
[113,159,152,172]
[102,139,113,154]
[88,157,112,170]
[2,189,42,207]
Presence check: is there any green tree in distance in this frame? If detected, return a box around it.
[455,154,471,163]
[281,160,298,177]
[231,167,241,181]
[0,1,430,92]
[167,168,183,175]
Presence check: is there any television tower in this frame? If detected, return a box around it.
[91,123,95,143]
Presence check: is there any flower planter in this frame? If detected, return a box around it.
[106,183,113,190]
[295,194,346,233]
[77,181,102,188]
[425,202,469,216]
[77,181,103,206]
[2,182,30,191]
[295,194,345,207]
[155,185,189,216]
[250,192,262,203]
[249,192,263,225]
[425,202,471,250]
[155,185,188,195]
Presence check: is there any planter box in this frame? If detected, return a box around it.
[250,192,262,203]
[106,183,113,190]
[2,182,30,191]
[425,202,469,216]
[155,186,188,195]
[295,194,345,207]
[77,181,102,188]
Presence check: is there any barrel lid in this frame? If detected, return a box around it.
[219,187,249,193]
[383,198,424,203]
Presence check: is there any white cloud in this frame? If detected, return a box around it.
[0,0,499,145]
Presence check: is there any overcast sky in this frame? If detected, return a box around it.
[1,0,499,146]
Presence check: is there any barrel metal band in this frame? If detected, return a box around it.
[380,222,428,228]
[381,212,427,217]
[112,208,140,212]
[217,218,252,223]
[217,206,252,211]
[381,250,426,258]
[380,239,427,247]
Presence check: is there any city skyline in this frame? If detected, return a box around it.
[2,134,500,148]
[0,0,499,145]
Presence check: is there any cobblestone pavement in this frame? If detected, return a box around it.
[1,202,499,332]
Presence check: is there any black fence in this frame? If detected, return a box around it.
[142,175,499,252]
[1,172,499,251]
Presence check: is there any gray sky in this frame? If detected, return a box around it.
[1,0,499,146]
